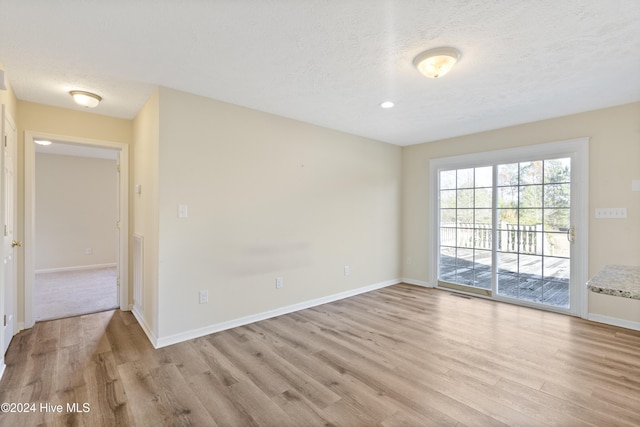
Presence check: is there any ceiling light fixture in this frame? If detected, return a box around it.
[413,47,461,78]
[380,101,394,109]
[69,90,102,108]
[34,139,53,146]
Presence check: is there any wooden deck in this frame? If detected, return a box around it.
[439,254,570,308]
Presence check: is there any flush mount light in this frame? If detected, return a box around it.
[413,47,461,78]
[380,101,394,109]
[34,139,53,146]
[69,90,102,108]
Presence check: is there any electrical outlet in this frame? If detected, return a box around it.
[199,290,208,304]
[276,276,283,289]
[344,265,350,276]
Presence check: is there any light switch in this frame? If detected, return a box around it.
[595,208,627,218]
[178,204,188,218]
[633,180,640,192]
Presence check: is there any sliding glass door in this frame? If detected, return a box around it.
[433,140,587,314]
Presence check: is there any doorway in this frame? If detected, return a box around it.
[24,132,129,329]
[34,143,119,321]
[430,138,588,317]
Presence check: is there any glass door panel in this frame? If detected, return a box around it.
[438,158,571,309]
[495,158,571,308]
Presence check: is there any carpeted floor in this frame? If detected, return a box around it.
[34,266,118,321]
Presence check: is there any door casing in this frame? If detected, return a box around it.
[24,131,130,329]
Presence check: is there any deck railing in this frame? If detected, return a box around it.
[441,223,544,254]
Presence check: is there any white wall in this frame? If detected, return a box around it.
[132,87,402,341]
[35,153,117,270]
[402,102,640,324]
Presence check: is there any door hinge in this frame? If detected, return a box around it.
[3,224,7,236]
[4,135,7,147]
[3,315,6,327]
[117,277,120,286]
[116,220,120,229]
[117,163,120,173]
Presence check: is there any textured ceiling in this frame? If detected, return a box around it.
[1,1,639,146]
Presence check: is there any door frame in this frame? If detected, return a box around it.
[1,105,17,365]
[428,138,589,318]
[24,131,130,329]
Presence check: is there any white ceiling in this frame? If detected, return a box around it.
[1,1,639,146]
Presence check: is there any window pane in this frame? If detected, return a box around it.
[457,168,474,188]
[544,158,570,183]
[498,186,518,208]
[518,231,543,254]
[498,208,518,225]
[519,161,543,185]
[457,209,474,225]
[498,163,518,186]
[475,166,493,188]
[457,228,473,247]
[473,226,492,249]
[519,208,542,226]
[544,208,570,231]
[475,188,492,208]
[440,190,456,208]
[519,254,542,279]
[440,208,456,225]
[544,184,570,207]
[475,208,492,225]
[545,232,570,257]
[457,189,474,208]
[498,227,519,253]
[498,252,518,273]
[440,227,456,247]
[440,170,457,189]
[519,185,542,208]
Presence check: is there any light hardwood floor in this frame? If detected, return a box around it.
[1,284,639,426]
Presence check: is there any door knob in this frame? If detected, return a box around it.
[11,240,22,247]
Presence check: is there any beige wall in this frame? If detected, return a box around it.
[402,102,640,323]
[132,88,160,337]
[151,87,402,339]
[16,101,133,325]
[35,153,117,270]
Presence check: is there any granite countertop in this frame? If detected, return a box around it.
[587,265,640,300]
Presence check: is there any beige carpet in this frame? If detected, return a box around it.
[35,266,118,321]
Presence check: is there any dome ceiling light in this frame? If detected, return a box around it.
[413,47,461,78]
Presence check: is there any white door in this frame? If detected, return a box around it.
[2,106,18,354]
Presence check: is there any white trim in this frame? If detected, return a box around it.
[588,313,640,332]
[0,361,5,381]
[35,263,117,274]
[428,138,589,316]
[402,278,433,287]
[151,278,400,349]
[132,305,159,347]
[24,131,130,329]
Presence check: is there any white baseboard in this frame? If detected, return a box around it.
[401,278,433,288]
[36,263,117,274]
[588,313,640,331]
[132,305,160,348]
[153,278,401,349]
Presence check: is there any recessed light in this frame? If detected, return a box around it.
[35,140,53,146]
[380,101,394,109]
